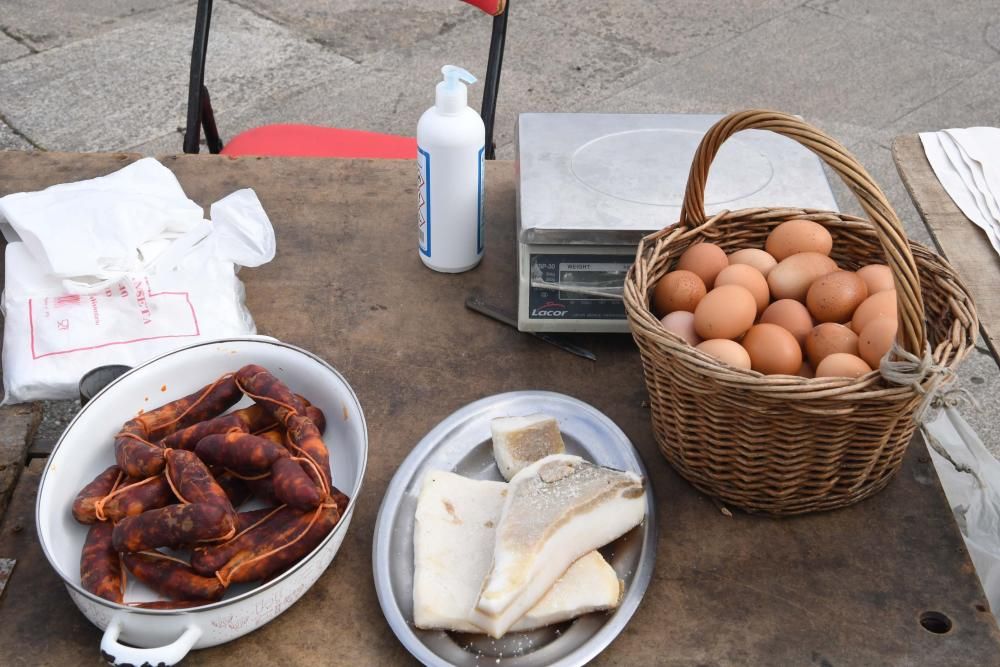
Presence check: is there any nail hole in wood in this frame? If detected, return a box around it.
[919,611,952,634]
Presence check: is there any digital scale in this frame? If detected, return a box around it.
[515,113,840,333]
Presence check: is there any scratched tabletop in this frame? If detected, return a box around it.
[0,152,997,666]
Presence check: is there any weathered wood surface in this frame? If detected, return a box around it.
[893,134,1000,361]
[0,151,996,666]
[0,404,41,518]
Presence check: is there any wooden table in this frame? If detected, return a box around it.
[0,152,997,666]
[893,134,1000,361]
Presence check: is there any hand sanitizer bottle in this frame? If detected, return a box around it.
[417,65,486,273]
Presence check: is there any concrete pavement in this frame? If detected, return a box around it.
[1,0,999,452]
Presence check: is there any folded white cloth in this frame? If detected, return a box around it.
[920,128,1000,256]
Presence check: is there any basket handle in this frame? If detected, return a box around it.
[678,109,926,357]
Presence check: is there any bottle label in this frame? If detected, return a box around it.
[417,146,431,257]
[477,145,485,255]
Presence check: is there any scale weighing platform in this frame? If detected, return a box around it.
[515,113,840,333]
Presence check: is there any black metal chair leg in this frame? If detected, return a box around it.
[481,4,508,160]
[184,0,215,154]
[201,86,223,154]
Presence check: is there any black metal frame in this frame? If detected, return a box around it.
[183,0,509,158]
[480,4,508,160]
[183,0,221,154]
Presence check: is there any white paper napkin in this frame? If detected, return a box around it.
[920,127,1000,257]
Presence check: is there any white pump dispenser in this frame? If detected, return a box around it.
[417,65,486,273]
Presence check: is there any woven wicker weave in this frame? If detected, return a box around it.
[623,110,978,515]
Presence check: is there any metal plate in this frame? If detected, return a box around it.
[372,391,656,667]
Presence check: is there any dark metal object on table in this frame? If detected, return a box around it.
[465,295,596,361]
[78,365,132,406]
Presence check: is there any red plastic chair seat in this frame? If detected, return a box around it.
[220,124,417,159]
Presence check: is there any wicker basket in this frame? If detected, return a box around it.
[623,110,978,515]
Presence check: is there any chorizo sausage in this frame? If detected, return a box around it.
[194,432,320,509]
[211,467,251,508]
[123,551,225,602]
[190,505,303,577]
[114,436,165,480]
[141,374,243,442]
[81,522,124,603]
[218,503,341,585]
[272,457,322,510]
[159,404,276,450]
[284,414,331,489]
[329,485,351,515]
[301,403,326,434]
[194,433,287,474]
[234,366,331,491]
[234,365,304,425]
[72,465,122,524]
[112,503,235,552]
[164,449,236,520]
[254,428,287,448]
[236,507,281,532]
[115,374,242,477]
[245,476,277,504]
[306,407,326,434]
[98,474,174,522]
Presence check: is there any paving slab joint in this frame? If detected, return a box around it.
[0,25,38,54]
[0,111,44,150]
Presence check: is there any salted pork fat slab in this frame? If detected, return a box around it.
[413,470,621,634]
[474,454,646,638]
[490,414,566,481]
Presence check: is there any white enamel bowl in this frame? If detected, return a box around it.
[35,338,368,666]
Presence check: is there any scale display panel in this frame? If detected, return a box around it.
[515,113,839,332]
[527,254,630,322]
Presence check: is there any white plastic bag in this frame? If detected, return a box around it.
[0,158,205,277]
[0,161,276,404]
[923,408,1000,620]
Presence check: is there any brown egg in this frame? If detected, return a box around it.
[693,285,757,340]
[798,361,815,378]
[741,323,803,375]
[767,252,839,302]
[696,339,752,370]
[815,353,872,378]
[660,311,702,346]
[714,264,770,315]
[851,290,898,334]
[805,323,859,367]
[727,248,778,277]
[653,270,706,315]
[805,271,869,323]
[857,264,895,294]
[858,317,898,369]
[759,299,814,347]
[676,243,729,289]
[765,220,834,261]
